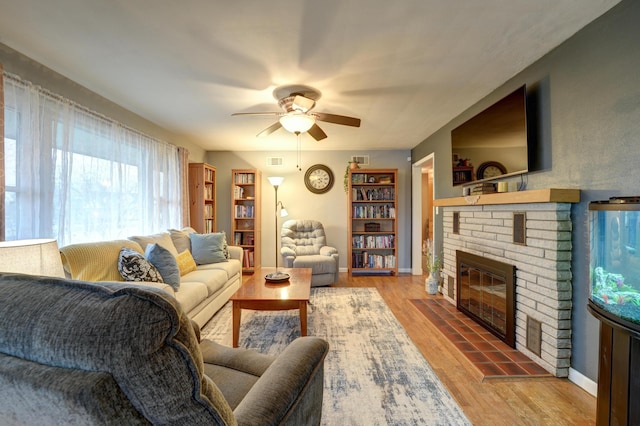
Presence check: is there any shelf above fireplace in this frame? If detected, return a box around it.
[433,188,580,207]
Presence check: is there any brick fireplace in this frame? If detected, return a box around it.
[435,189,580,377]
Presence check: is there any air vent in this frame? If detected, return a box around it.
[448,275,454,299]
[526,316,542,357]
[350,155,369,166]
[513,212,526,245]
[453,212,460,234]
[266,157,283,166]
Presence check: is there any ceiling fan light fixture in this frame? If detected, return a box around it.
[279,113,315,134]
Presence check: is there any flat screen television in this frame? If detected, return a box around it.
[451,85,531,186]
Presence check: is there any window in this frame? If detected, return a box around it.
[3,72,183,246]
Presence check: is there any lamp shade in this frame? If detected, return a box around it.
[0,239,65,278]
[268,176,284,187]
[279,113,315,134]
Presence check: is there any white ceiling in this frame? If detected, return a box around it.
[0,0,620,152]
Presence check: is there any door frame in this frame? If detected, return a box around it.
[411,153,434,275]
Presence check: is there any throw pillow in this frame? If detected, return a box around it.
[176,250,197,276]
[118,247,164,283]
[190,232,228,265]
[220,231,230,259]
[169,227,196,254]
[129,232,179,257]
[145,243,181,290]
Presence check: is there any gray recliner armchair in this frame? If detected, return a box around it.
[0,272,329,425]
[281,219,339,286]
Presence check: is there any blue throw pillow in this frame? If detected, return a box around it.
[145,243,181,290]
[190,232,228,265]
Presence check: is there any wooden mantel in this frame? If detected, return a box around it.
[433,188,580,207]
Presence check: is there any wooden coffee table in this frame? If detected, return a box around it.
[230,267,312,348]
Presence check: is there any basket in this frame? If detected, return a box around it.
[364,222,381,232]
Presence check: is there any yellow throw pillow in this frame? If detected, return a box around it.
[176,250,197,276]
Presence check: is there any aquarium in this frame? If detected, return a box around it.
[589,197,640,326]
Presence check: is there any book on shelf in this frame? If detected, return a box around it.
[470,183,497,194]
[234,173,255,184]
[233,185,244,199]
[234,205,254,218]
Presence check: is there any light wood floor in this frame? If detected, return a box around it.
[330,272,597,426]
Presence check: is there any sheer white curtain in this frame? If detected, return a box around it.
[3,72,183,246]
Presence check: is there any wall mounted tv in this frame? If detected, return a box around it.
[451,85,532,186]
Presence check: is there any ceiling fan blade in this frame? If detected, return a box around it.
[232,112,281,117]
[292,95,316,113]
[314,112,361,127]
[307,123,327,141]
[257,121,282,137]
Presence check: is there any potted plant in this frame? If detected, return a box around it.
[423,239,442,295]
[343,161,359,192]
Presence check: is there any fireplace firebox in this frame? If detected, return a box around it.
[456,251,516,347]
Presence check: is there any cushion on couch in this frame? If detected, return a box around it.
[118,247,164,283]
[145,244,181,290]
[129,232,179,257]
[181,269,229,296]
[60,240,144,282]
[172,281,209,313]
[190,233,228,265]
[169,227,197,254]
[176,250,197,276]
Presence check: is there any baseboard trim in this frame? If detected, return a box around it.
[568,368,597,397]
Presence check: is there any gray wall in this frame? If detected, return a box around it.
[206,150,412,271]
[412,0,640,381]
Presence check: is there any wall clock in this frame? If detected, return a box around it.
[476,161,507,180]
[304,164,334,194]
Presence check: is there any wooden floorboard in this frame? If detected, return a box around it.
[328,272,596,426]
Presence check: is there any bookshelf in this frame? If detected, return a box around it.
[347,168,398,275]
[188,163,216,234]
[453,166,474,185]
[231,169,261,273]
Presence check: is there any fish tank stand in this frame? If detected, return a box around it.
[588,300,640,425]
[588,197,640,425]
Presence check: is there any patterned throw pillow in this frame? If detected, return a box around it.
[176,250,197,276]
[118,247,164,283]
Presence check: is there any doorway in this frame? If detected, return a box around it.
[411,154,434,275]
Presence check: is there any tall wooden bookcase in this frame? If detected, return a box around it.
[347,168,398,275]
[231,169,261,273]
[188,163,216,234]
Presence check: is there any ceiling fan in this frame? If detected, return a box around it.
[232,84,361,141]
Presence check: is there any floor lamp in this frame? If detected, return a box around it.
[266,176,289,282]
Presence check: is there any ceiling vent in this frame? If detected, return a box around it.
[350,155,369,166]
[266,157,284,166]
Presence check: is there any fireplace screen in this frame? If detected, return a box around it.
[456,251,516,347]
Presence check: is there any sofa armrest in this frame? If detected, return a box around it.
[227,245,243,261]
[200,339,274,377]
[281,247,296,268]
[319,246,338,256]
[233,337,329,426]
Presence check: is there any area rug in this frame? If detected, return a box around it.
[201,287,470,425]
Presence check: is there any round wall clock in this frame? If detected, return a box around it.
[476,161,507,180]
[304,164,334,194]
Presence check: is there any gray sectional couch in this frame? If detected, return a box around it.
[0,273,329,425]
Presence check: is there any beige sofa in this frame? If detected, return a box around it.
[59,229,242,327]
